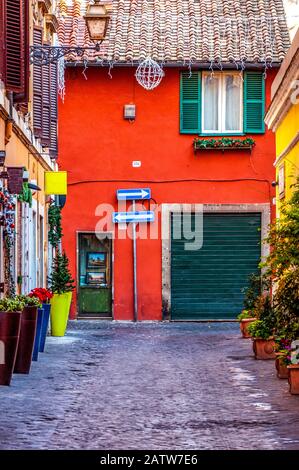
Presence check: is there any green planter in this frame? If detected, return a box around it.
[50,292,72,337]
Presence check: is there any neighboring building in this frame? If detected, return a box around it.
[265,27,299,217]
[58,0,290,321]
[283,0,299,40]
[0,0,58,295]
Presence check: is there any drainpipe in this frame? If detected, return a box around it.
[8,91,13,117]
[5,92,13,145]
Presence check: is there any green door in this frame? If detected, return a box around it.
[78,233,112,318]
[171,213,261,320]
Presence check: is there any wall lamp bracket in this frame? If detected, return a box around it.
[29,43,103,66]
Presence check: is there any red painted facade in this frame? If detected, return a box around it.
[59,67,277,321]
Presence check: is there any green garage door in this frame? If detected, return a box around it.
[171,213,261,320]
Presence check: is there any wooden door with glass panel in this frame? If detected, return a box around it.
[78,233,112,317]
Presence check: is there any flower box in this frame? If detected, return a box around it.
[194,137,255,153]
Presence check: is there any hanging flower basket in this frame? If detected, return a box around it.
[194,137,255,153]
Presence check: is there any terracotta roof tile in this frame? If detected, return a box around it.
[57,0,291,64]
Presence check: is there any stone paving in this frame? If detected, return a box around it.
[0,321,298,450]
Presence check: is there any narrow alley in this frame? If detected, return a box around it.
[0,322,298,450]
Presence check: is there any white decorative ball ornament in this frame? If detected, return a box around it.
[135,57,164,91]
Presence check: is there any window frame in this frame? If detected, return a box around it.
[201,71,244,135]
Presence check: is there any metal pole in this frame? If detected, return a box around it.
[132,200,138,322]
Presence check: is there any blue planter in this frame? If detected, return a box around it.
[39,304,51,352]
[32,308,44,361]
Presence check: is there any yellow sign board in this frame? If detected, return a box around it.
[45,171,67,195]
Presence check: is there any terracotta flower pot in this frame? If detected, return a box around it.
[275,356,289,379]
[0,311,21,386]
[287,364,299,395]
[240,317,256,338]
[252,338,276,360]
[14,306,38,374]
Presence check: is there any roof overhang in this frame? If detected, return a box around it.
[65,61,282,70]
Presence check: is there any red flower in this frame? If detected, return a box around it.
[29,287,53,303]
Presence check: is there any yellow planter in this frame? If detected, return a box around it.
[50,292,72,337]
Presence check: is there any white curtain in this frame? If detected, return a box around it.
[203,75,219,131]
[225,75,241,131]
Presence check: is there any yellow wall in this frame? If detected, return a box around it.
[5,131,48,205]
[4,128,50,290]
[276,105,299,155]
[275,104,299,214]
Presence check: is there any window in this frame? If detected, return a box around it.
[180,71,265,135]
[33,27,58,157]
[1,0,29,102]
[202,72,243,134]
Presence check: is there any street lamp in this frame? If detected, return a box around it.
[30,1,111,66]
[84,1,110,42]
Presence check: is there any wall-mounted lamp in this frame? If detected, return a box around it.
[84,1,111,42]
[30,1,111,65]
[124,104,136,120]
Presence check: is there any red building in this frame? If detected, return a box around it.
[58,0,290,322]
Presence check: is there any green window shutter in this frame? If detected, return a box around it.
[244,71,265,134]
[180,71,201,134]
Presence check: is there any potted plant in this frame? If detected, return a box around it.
[272,269,299,390]
[248,320,276,360]
[237,310,257,338]
[261,181,299,384]
[288,362,299,395]
[29,288,53,352]
[274,337,291,379]
[48,252,75,337]
[248,293,277,360]
[238,273,262,338]
[14,295,41,374]
[0,297,25,386]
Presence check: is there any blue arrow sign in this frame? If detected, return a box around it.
[117,188,151,201]
[113,211,155,223]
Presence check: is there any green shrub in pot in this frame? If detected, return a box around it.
[48,252,75,337]
[0,298,26,312]
[16,295,42,308]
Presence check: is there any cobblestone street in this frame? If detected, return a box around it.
[0,322,299,450]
